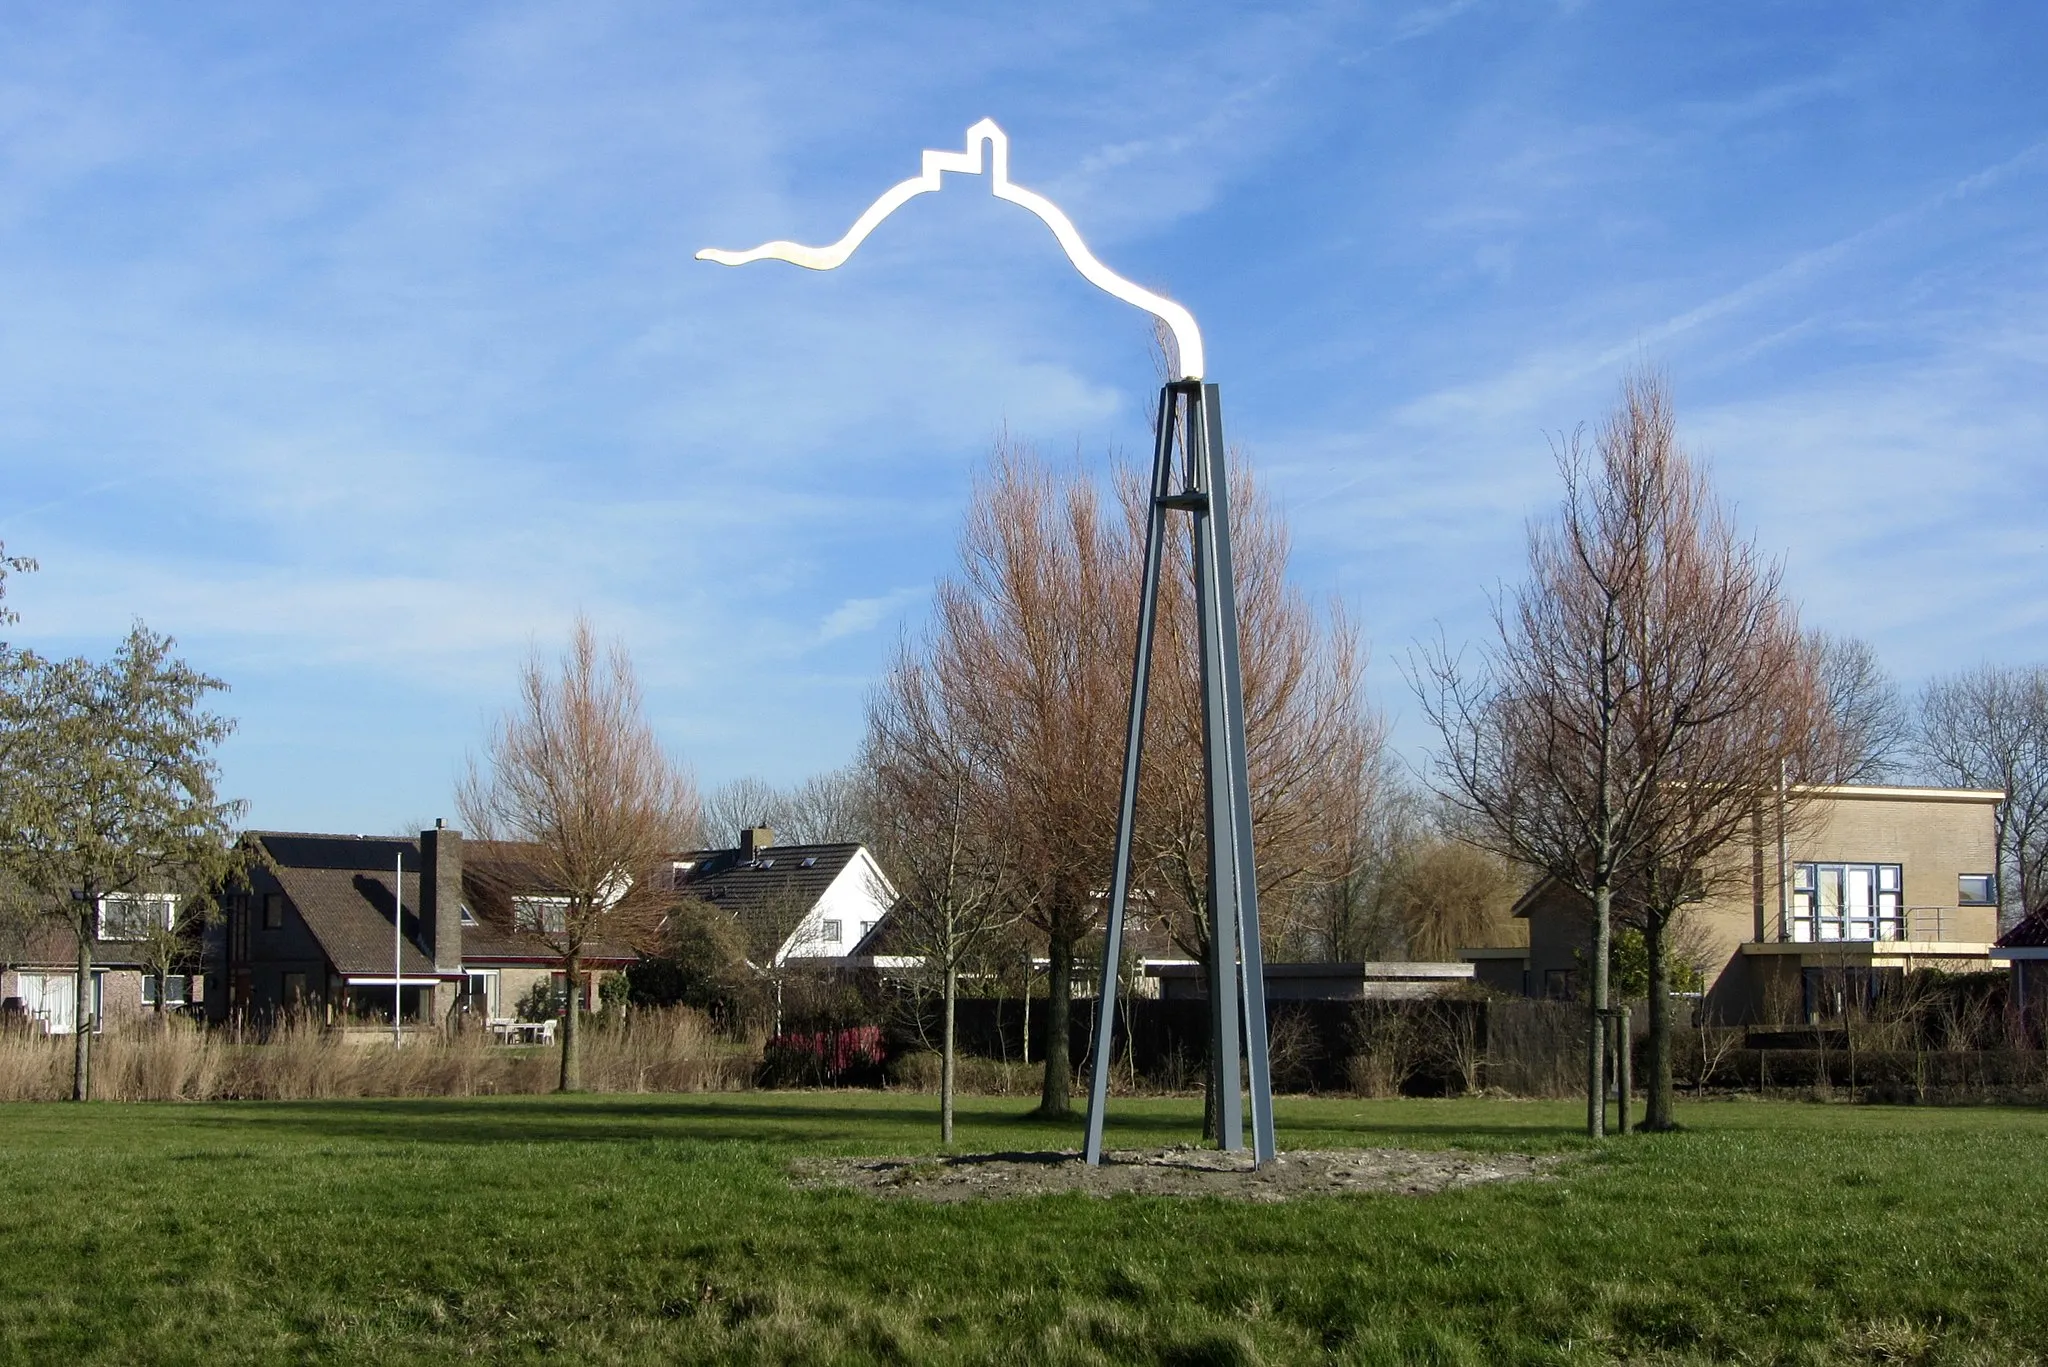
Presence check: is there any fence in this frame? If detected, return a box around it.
[911,995,1600,1098]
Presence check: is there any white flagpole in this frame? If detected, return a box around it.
[394,851,404,1047]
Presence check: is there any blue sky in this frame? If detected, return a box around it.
[1,3,2043,834]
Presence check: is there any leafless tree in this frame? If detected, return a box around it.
[459,618,699,1091]
[1113,457,1390,1129]
[1415,370,1830,1136]
[702,768,878,849]
[1917,664,2048,926]
[904,441,1131,1116]
[865,654,1018,1141]
[702,777,784,847]
[1813,633,1911,784]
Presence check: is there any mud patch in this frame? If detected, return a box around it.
[793,1145,1563,1202]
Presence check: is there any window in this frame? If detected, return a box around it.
[758,858,776,869]
[141,974,190,1007]
[1790,863,1902,941]
[461,969,500,1018]
[458,903,477,927]
[262,893,285,930]
[513,896,571,934]
[97,893,176,941]
[820,919,843,945]
[1960,874,1997,906]
[281,972,307,1005]
[800,857,818,869]
[859,921,876,942]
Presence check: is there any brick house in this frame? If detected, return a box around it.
[207,827,632,1028]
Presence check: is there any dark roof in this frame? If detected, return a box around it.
[269,862,441,978]
[1996,909,2048,950]
[249,831,631,974]
[673,841,871,959]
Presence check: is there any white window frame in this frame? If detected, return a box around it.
[463,969,502,1019]
[141,973,190,1007]
[512,896,572,935]
[1790,863,1903,942]
[97,892,178,942]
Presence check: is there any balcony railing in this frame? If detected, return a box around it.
[1777,905,1954,944]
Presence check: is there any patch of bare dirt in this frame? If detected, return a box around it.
[792,1145,1564,1202]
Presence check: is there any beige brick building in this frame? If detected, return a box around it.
[1471,784,2003,1023]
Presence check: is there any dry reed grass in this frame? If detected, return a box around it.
[0,1008,757,1102]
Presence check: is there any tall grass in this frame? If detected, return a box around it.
[0,1008,756,1102]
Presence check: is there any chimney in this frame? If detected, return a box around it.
[738,827,774,861]
[420,823,464,973]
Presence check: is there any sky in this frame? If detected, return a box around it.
[0,2,2043,835]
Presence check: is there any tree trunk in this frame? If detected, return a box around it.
[941,962,957,1144]
[1644,909,1675,1130]
[72,917,92,1102]
[559,957,582,1093]
[1036,927,1073,1116]
[1586,882,1611,1138]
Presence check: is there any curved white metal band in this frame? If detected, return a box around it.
[697,119,1205,381]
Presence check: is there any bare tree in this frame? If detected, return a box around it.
[702,777,785,846]
[866,653,1017,1142]
[459,618,699,1091]
[1918,664,2048,926]
[1415,370,1828,1137]
[881,441,1135,1116]
[1813,633,1910,784]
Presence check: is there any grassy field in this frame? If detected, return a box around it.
[0,1092,2042,1365]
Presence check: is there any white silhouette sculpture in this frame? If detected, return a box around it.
[696,118,1205,381]
[697,120,1275,1166]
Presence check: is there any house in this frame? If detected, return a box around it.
[1471,783,2004,1023]
[206,826,633,1027]
[1990,909,2048,1012]
[669,827,902,968]
[1144,960,1478,1002]
[1,892,200,1035]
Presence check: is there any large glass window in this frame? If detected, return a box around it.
[1790,863,1902,941]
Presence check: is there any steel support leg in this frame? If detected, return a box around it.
[1198,383,1277,1164]
[1083,386,1178,1165]
[1084,379,1276,1167]
[1188,385,1243,1153]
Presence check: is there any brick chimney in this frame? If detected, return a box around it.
[738,827,774,861]
[420,821,464,973]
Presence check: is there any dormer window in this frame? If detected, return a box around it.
[758,858,775,869]
[459,904,478,927]
[97,893,177,941]
[800,857,818,869]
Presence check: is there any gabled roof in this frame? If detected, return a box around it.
[248,831,631,975]
[1995,908,2048,951]
[672,842,875,961]
[254,833,442,979]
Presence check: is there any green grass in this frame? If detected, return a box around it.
[0,1092,2042,1364]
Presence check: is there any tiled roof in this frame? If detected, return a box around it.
[250,831,631,975]
[1996,908,2048,950]
[674,842,867,960]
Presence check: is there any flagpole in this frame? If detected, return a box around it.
[394,851,404,1047]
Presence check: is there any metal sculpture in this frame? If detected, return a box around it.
[699,120,1274,1166]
